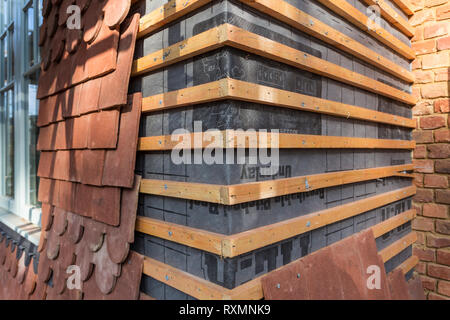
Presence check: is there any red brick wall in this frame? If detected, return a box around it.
[410,0,450,300]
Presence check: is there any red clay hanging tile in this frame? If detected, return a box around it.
[102,94,141,188]
[92,242,121,294]
[106,176,141,264]
[66,211,84,244]
[53,151,71,181]
[37,123,57,151]
[387,269,411,300]
[407,275,426,300]
[66,28,82,54]
[82,218,106,252]
[80,149,106,186]
[78,77,101,115]
[82,1,103,45]
[55,119,73,150]
[70,41,88,86]
[57,180,77,213]
[37,151,56,178]
[39,22,47,46]
[74,183,93,217]
[41,204,54,231]
[71,114,90,149]
[51,29,66,63]
[88,108,120,149]
[58,0,74,26]
[90,186,121,226]
[76,0,91,12]
[43,0,52,17]
[47,5,59,39]
[38,178,57,204]
[103,0,131,29]
[52,207,68,236]
[69,150,83,182]
[85,22,119,79]
[98,13,140,110]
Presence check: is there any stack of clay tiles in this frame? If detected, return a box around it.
[5,0,145,300]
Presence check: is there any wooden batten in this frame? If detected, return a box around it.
[391,0,415,16]
[379,232,417,263]
[138,131,415,151]
[360,0,414,37]
[140,164,414,205]
[141,79,416,128]
[136,187,416,257]
[316,0,415,60]
[137,0,212,38]
[239,0,413,82]
[398,255,419,275]
[133,24,416,104]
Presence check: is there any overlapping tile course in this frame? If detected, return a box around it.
[0,1,144,300]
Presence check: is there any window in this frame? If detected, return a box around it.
[0,0,42,229]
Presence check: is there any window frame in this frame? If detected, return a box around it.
[0,0,42,228]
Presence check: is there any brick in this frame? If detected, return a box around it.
[437,220,450,235]
[428,264,450,280]
[421,275,436,290]
[436,160,450,174]
[438,36,450,51]
[412,216,435,231]
[414,145,427,159]
[410,9,435,26]
[424,174,449,188]
[413,246,435,261]
[421,83,449,99]
[414,203,423,216]
[413,101,434,115]
[434,68,450,81]
[428,292,450,300]
[412,86,421,100]
[435,129,450,142]
[416,261,427,274]
[413,130,434,143]
[438,280,450,297]
[437,250,450,266]
[436,4,450,20]
[428,144,450,158]
[435,99,450,113]
[410,0,425,11]
[416,231,426,245]
[414,173,424,187]
[412,26,423,42]
[412,58,422,70]
[436,189,450,204]
[414,159,434,173]
[427,234,450,248]
[422,51,450,69]
[426,0,448,7]
[424,22,449,39]
[414,188,434,203]
[420,115,446,129]
[423,203,448,218]
[412,40,436,55]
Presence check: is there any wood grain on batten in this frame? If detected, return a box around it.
[136,187,416,257]
[133,24,416,104]
[140,164,414,205]
[239,0,414,82]
[141,79,416,128]
[316,0,415,60]
[138,132,415,151]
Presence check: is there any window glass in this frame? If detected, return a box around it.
[3,89,14,198]
[2,0,8,29]
[9,29,13,79]
[26,5,34,67]
[1,35,7,86]
[27,72,39,205]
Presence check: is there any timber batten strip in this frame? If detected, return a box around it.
[398,255,419,275]
[141,79,416,129]
[391,0,415,16]
[136,188,416,257]
[140,164,414,205]
[379,232,417,263]
[133,24,416,104]
[238,0,413,82]
[137,0,212,38]
[316,0,415,60]
[360,0,414,37]
[138,132,415,151]
[140,220,419,300]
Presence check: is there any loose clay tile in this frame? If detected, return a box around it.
[106,176,141,264]
[98,13,140,110]
[88,108,120,149]
[102,94,142,188]
[387,269,411,300]
[407,275,426,300]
